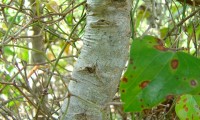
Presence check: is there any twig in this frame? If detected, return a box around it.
[163,7,200,40]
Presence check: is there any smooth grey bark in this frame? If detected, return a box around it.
[61,0,132,120]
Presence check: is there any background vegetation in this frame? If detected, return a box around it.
[0,0,200,119]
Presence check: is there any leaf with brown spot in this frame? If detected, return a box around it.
[171,59,179,69]
[190,80,198,87]
[156,38,164,46]
[154,45,167,51]
[121,89,126,93]
[139,80,150,89]
[133,66,136,70]
[183,98,187,103]
[120,35,200,112]
[184,105,188,112]
[175,94,200,119]
[129,58,133,64]
[121,77,128,83]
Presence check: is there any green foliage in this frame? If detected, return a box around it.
[135,6,150,30]
[175,94,200,120]
[187,23,200,40]
[16,48,29,61]
[120,36,200,112]
[45,0,59,13]
[3,46,14,56]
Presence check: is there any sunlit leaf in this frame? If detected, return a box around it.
[45,0,59,13]
[135,7,150,29]
[187,23,200,40]
[120,35,200,112]
[16,48,29,61]
[1,23,8,31]
[64,43,71,55]
[160,27,168,39]
[3,46,14,56]
[175,94,200,120]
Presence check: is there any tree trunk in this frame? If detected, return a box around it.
[61,0,132,119]
[30,0,45,63]
[29,0,48,119]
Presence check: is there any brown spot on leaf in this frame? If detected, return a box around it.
[184,105,188,112]
[133,66,136,70]
[154,45,167,51]
[176,96,181,104]
[183,98,187,103]
[190,80,198,87]
[121,89,125,93]
[154,38,166,50]
[139,80,150,89]
[130,58,133,64]
[121,77,128,83]
[141,105,144,108]
[171,59,179,69]
[156,38,164,46]
[130,75,133,78]
[140,99,143,102]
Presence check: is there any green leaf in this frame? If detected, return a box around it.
[16,48,29,61]
[160,27,168,39]
[175,94,200,120]
[120,35,200,112]
[186,23,200,40]
[3,46,14,56]
[45,0,59,13]
[135,8,150,29]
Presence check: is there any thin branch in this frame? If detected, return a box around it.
[163,7,200,40]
